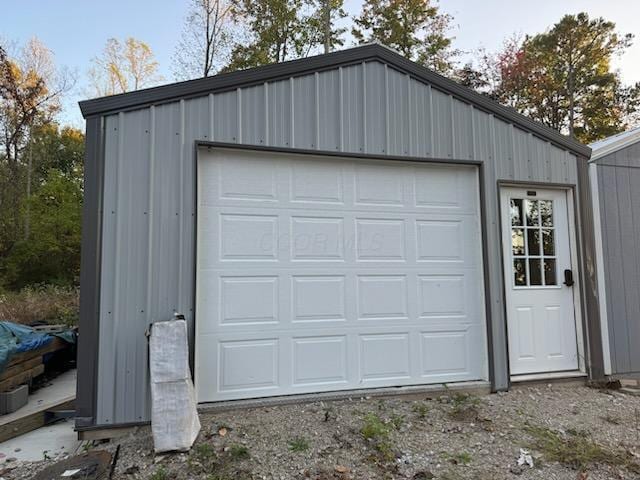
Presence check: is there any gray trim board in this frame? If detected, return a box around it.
[576,157,605,379]
[79,44,590,158]
[76,116,105,428]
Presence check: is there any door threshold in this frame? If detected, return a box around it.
[511,370,587,383]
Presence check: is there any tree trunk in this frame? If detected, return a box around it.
[24,133,32,240]
[323,0,331,54]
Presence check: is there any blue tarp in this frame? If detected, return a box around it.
[0,321,75,372]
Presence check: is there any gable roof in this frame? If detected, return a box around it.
[79,43,591,157]
[589,126,640,162]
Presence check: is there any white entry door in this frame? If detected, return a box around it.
[195,148,488,402]
[501,187,579,376]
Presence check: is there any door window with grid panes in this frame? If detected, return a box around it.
[510,198,557,287]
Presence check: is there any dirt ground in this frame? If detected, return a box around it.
[6,381,640,480]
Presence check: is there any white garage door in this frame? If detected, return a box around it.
[195,148,487,402]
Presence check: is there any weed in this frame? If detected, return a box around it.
[288,437,310,452]
[193,443,216,462]
[228,443,250,460]
[601,413,621,425]
[322,405,335,422]
[449,393,480,422]
[150,466,168,480]
[390,414,405,430]
[412,402,430,419]
[361,413,395,462]
[362,413,391,440]
[446,451,472,465]
[525,424,640,473]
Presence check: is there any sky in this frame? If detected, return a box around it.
[3,0,640,128]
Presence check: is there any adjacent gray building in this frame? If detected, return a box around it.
[590,127,640,378]
[77,43,602,434]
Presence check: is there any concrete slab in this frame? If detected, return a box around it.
[0,369,76,427]
[0,420,80,463]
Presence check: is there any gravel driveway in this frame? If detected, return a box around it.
[6,382,640,479]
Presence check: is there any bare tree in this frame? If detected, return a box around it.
[88,37,163,97]
[172,0,234,80]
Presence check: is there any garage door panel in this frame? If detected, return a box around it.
[196,150,487,402]
[290,161,345,205]
[292,275,346,322]
[359,333,411,382]
[354,163,408,207]
[292,335,348,386]
[290,216,345,261]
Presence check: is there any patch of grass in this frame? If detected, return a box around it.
[150,466,168,480]
[390,414,405,430]
[194,443,216,460]
[228,443,250,460]
[446,451,472,465]
[361,413,395,462]
[412,402,430,419]
[288,436,310,452]
[601,413,622,425]
[449,393,481,422]
[525,424,640,473]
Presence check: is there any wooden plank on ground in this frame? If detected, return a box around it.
[0,398,74,443]
[6,337,67,368]
[0,364,45,392]
[0,357,42,382]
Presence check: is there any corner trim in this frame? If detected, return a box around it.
[588,163,612,375]
[76,116,105,429]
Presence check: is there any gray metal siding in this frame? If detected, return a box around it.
[595,141,640,375]
[92,60,580,426]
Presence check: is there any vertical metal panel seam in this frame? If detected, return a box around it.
[449,95,455,159]
[111,112,125,422]
[144,108,156,419]
[383,64,389,154]
[236,88,242,143]
[208,94,214,140]
[177,100,185,311]
[427,85,434,156]
[470,106,477,161]
[362,62,367,153]
[314,72,320,149]
[406,74,412,156]
[264,82,270,147]
[290,78,295,147]
[338,67,344,151]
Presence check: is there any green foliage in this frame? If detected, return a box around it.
[446,451,472,465]
[361,413,395,462]
[3,169,82,289]
[352,0,458,74]
[228,443,250,460]
[0,119,84,291]
[288,436,310,452]
[525,424,640,473]
[150,466,169,480]
[226,0,343,71]
[483,13,639,142]
[412,402,430,419]
[449,393,480,422]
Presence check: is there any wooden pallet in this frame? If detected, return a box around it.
[0,337,68,394]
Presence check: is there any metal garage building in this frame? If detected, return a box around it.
[590,127,640,378]
[76,43,602,433]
